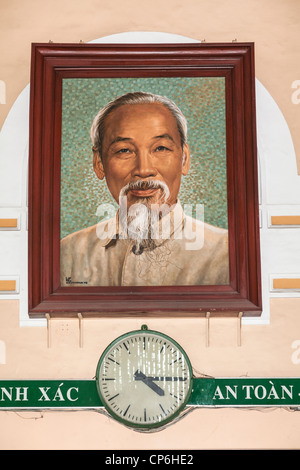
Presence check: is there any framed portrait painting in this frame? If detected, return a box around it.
[28,42,262,318]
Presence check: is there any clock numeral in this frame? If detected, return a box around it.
[108,357,120,365]
[123,404,131,417]
[108,393,120,402]
[159,404,167,416]
[169,357,182,365]
[144,408,147,421]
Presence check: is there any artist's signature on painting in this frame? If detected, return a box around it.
[65,277,88,285]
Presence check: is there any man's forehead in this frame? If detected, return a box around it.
[103,103,180,140]
[106,103,176,126]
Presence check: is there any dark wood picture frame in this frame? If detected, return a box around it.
[28,42,261,318]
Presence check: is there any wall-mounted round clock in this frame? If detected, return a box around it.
[96,325,193,430]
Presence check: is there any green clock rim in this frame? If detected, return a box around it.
[95,327,194,430]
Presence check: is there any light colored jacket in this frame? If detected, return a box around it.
[60,203,229,286]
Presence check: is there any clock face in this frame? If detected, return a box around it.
[96,327,193,429]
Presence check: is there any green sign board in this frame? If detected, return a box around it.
[190,377,300,407]
[0,378,299,409]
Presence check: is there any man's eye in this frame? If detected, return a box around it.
[116,148,131,154]
[155,146,170,152]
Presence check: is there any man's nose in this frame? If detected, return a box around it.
[132,150,157,179]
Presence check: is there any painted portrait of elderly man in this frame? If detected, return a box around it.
[60,88,229,287]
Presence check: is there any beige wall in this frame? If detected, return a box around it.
[1,0,300,450]
[1,0,300,170]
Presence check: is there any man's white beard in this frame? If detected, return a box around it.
[119,179,170,254]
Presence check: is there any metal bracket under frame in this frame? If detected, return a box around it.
[205,311,243,347]
[46,312,243,349]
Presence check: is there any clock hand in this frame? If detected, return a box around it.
[134,370,165,396]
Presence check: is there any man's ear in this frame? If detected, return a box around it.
[181,144,190,176]
[93,148,105,180]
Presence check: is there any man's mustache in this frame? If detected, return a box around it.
[119,179,170,201]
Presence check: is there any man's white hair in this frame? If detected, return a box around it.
[90,91,188,157]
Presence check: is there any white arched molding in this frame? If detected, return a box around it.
[0,32,299,326]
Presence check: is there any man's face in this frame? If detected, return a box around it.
[93,103,190,208]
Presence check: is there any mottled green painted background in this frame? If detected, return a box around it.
[60,77,227,239]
